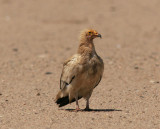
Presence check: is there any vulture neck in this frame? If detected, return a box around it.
[77,37,96,56]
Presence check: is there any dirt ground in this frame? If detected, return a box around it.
[0,0,160,129]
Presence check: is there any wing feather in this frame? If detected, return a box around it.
[60,54,81,89]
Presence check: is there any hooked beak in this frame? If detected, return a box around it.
[97,34,102,38]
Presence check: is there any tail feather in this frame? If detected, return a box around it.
[56,96,82,107]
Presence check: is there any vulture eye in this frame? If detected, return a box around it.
[88,32,92,35]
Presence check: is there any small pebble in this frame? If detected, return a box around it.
[140,95,144,98]
[45,72,52,75]
[66,47,71,50]
[150,80,159,84]
[37,93,40,96]
[110,6,116,12]
[13,48,18,52]
[109,116,112,118]
[134,66,139,69]
[38,54,48,58]
[150,80,155,83]
[155,63,159,66]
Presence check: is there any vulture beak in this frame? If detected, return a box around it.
[97,34,102,38]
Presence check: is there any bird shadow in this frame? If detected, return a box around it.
[60,108,122,112]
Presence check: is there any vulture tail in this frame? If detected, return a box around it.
[56,96,82,107]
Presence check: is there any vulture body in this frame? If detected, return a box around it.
[55,29,104,111]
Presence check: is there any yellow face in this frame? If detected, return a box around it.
[86,29,102,39]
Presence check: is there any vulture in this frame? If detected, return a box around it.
[55,29,104,111]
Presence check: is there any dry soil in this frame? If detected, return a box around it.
[0,0,160,129]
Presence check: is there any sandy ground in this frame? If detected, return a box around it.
[0,0,160,129]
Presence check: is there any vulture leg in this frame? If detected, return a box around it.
[75,94,81,111]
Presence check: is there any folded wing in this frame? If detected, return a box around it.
[60,54,81,90]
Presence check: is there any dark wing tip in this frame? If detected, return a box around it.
[56,96,70,107]
[55,96,82,107]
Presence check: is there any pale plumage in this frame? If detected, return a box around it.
[55,29,104,111]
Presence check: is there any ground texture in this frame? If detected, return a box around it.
[0,0,160,129]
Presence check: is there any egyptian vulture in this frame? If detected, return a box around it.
[55,29,104,111]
